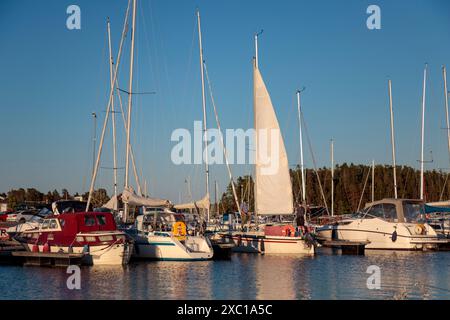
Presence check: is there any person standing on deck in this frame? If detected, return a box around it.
[295,202,306,235]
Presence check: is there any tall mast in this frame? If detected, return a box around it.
[388,79,398,199]
[331,139,334,216]
[85,0,131,212]
[124,0,137,222]
[197,10,210,222]
[443,66,450,175]
[420,63,428,200]
[296,90,306,204]
[91,112,97,178]
[371,160,375,202]
[107,18,118,200]
[253,33,259,218]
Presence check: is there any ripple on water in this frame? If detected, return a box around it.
[0,251,449,299]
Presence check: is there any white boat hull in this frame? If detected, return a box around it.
[133,234,213,261]
[316,218,445,250]
[221,232,315,254]
[25,242,132,266]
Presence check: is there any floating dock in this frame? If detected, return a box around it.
[11,251,86,267]
[320,240,369,255]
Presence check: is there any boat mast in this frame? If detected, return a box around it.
[296,90,306,205]
[388,79,398,199]
[196,10,210,223]
[253,31,260,219]
[420,63,428,200]
[331,139,334,217]
[124,0,137,222]
[107,18,118,200]
[371,160,375,202]
[443,66,450,179]
[85,0,131,212]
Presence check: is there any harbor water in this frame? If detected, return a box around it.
[0,249,449,300]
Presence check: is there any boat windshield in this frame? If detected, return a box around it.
[403,202,425,222]
[362,203,398,222]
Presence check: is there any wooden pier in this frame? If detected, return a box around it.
[320,240,369,255]
[11,251,86,267]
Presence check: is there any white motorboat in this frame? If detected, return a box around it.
[129,209,213,261]
[315,198,447,250]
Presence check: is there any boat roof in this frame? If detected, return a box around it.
[364,198,423,209]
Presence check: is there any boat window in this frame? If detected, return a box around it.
[49,219,58,229]
[84,216,96,226]
[366,204,384,218]
[99,235,113,241]
[383,204,397,222]
[76,236,84,242]
[85,236,96,242]
[96,215,106,226]
[59,219,65,228]
[403,202,424,222]
[32,233,39,239]
[41,220,50,229]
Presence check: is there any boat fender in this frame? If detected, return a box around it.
[68,246,73,253]
[32,244,39,252]
[82,244,90,254]
[391,230,397,242]
[43,242,50,253]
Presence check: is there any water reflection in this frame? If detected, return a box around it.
[0,251,449,299]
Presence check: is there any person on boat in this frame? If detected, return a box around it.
[240,202,249,230]
[295,202,306,236]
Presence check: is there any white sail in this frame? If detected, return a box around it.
[254,64,293,215]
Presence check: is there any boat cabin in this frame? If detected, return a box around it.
[361,198,425,223]
[20,212,123,246]
[135,210,185,233]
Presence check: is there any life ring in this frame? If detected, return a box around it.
[414,224,425,235]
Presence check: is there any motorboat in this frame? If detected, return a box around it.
[315,198,448,250]
[127,208,213,261]
[13,211,133,265]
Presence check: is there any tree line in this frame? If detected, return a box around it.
[4,163,450,214]
[219,163,450,215]
[2,188,110,210]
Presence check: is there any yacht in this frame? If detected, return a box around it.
[315,198,447,250]
[128,208,213,261]
[13,211,133,265]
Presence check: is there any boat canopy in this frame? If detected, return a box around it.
[425,204,450,214]
[174,194,210,210]
[121,188,171,208]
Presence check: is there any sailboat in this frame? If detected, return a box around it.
[220,34,315,255]
[124,8,213,261]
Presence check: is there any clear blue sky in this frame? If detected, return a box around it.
[1,0,450,202]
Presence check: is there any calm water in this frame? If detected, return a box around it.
[0,250,449,300]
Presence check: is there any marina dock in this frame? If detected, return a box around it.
[11,251,87,267]
[320,240,369,255]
